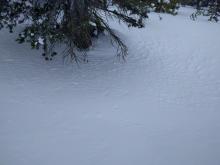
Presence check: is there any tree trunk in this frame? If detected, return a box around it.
[66,0,91,49]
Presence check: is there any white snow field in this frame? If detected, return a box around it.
[0,7,220,165]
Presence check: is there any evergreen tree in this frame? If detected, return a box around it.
[0,0,179,61]
[190,0,220,21]
[153,0,179,15]
[207,0,220,21]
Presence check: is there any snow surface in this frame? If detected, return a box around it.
[0,7,220,165]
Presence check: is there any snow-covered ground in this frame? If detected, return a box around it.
[0,7,220,165]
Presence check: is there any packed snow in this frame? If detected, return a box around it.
[0,7,220,165]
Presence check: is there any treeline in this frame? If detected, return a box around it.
[179,0,220,21]
[0,0,219,62]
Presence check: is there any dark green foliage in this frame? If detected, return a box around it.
[207,0,220,21]
[190,0,220,21]
[0,0,179,62]
[153,0,179,15]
